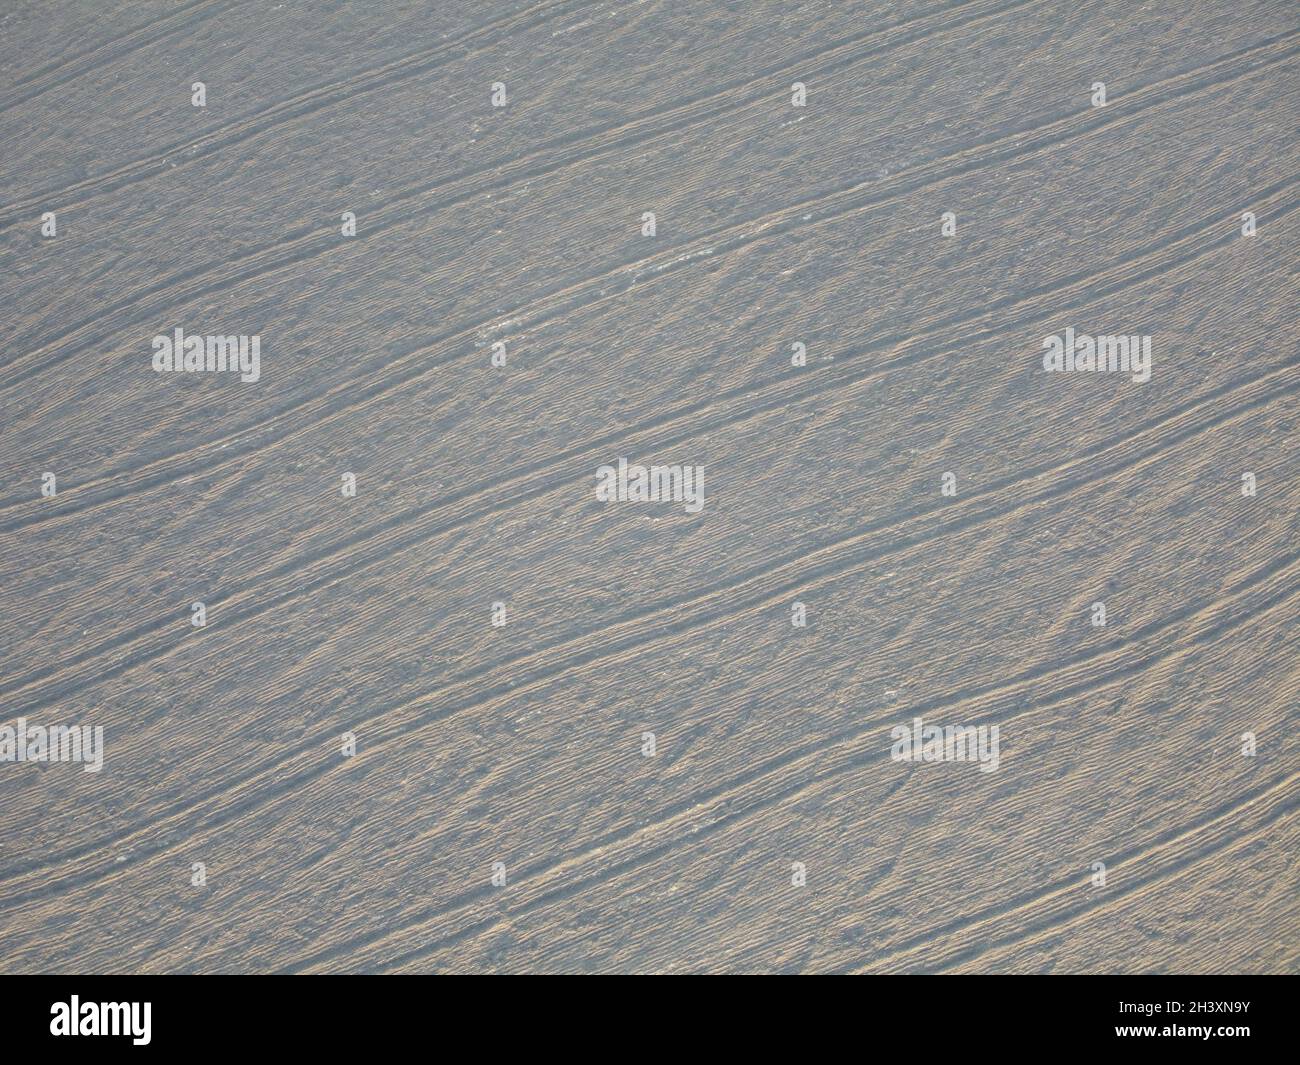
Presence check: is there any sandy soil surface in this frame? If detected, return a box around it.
[0,0,1296,973]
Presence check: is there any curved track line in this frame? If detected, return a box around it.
[0,0,1020,231]
[2,23,1292,401]
[859,771,1300,973]
[314,590,1300,973]
[3,100,1293,556]
[0,383,1294,915]
[1,187,1293,716]
[0,0,235,117]
[0,0,596,223]
[0,0,1031,379]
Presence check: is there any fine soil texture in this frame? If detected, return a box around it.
[0,0,1296,973]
